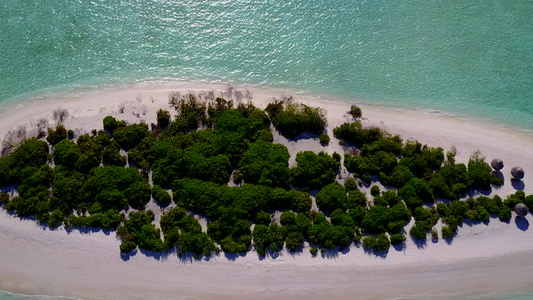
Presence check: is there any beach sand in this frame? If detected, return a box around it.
[0,82,532,300]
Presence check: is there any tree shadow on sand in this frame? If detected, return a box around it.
[511,179,525,191]
[515,216,529,231]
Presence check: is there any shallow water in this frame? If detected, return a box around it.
[1,1,532,131]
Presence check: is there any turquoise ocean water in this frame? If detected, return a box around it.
[1,1,533,130]
[1,1,533,299]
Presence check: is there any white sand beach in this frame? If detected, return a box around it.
[0,82,533,300]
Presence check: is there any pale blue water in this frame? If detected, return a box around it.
[1,1,532,130]
[1,1,533,299]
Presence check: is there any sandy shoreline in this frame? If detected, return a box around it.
[1,82,533,300]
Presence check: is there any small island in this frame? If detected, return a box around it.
[0,89,531,261]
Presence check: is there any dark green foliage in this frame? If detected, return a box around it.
[362,233,390,252]
[220,235,251,254]
[498,206,512,222]
[525,195,533,211]
[441,226,453,239]
[370,186,380,197]
[266,101,326,139]
[156,109,171,128]
[253,223,287,256]
[349,105,362,119]
[47,124,68,146]
[53,139,80,169]
[379,165,413,188]
[349,207,366,226]
[409,222,429,240]
[504,191,524,208]
[319,133,330,145]
[1,103,530,259]
[333,122,383,147]
[467,157,502,190]
[285,231,304,251]
[409,207,436,240]
[103,116,120,134]
[178,232,220,258]
[102,140,125,167]
[67,130,74,139]
[113,123,149,149]
[315,182,347,212]
[330,209,354,227]
[238,141,290,188]
[280,211,296,226]
[361,136,403,157]
[310,247,318,256]
[171,93,207,130]
[159,207,219,258]
[362,205,389,234]
[121,211,163,252]
[308,214,354,249]
[344,177,358,192]
[84,166,149,211]
[390,233,406,245]
[377,190,402,207]
[344,151,397,177]
[152,185,172,206]
[290,151,340,190]
[128,136,155,170]
[120,241,137,253]
[347,190,367,209]
[255,211,271,225]
[65,209,121,230]
[387,203,411,233]
[124,181,151,210]
[0,193,9,206]
[0,138,49,186]
[399,178,434,207]
[18,165,52,199]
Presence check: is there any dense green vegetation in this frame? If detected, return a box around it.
[0,96,528,260]
[266,99,327,139]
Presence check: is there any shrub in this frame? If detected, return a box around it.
[361,205,389,234]
[498,206,512,222]
[370,186,380,197]
[46,124,68,146]
[152,185,172,206]
[103,116,119,133]
[156,109,171,128]
[238,141,290,188]
[319,133,330,145]
[349,105,362,119]
[310,247,318,256]
[431,228,438,240]
[525,195,533,211]
[441,226,453,239]
[67,130,74,140]
[362,233,390,252]
[344,177,358,192]
[255,211,271,225]
[113,123,149,149]
[285,231,304,251]
[290,151,340,190]
[265,100,327,139]
[389,233,406,245]
[280,211,296,226]
[120,241,137,253]
[333,122,383,147]
[315,182,347,212]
